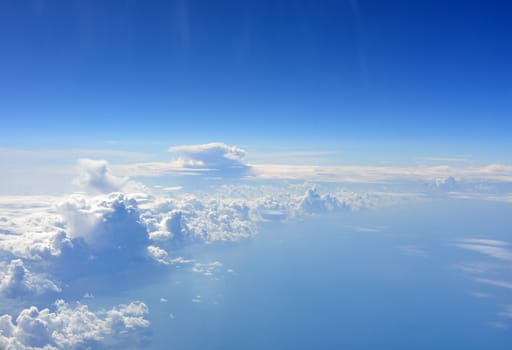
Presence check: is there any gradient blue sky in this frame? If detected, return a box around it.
[1,0,511,152]
[2,4,512,348]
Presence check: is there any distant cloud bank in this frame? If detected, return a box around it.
[1,142,511,348]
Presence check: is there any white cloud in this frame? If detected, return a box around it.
[111,142,251,178]
[73,159,129,194]
[2,145,511,348]
[474,277,512,289]
[0,259,61,297]
[73,159,145,194]
[0,300,149,349]
[299,187,349,213]
[58,193,149,254]
[431,176,459,191]
[192,261,223,277]
[168,142,248,171]
[455,238,512,262]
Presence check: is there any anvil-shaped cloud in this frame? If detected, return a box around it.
[168,142,250,177]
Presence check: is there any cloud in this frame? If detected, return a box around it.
[474,277,512,289]
[0,177,407,348]
[455,238,512,261]
[73,159,145,194]
[0,300,150,349]
[192,261,223,277]
[110,143,252,178]
[58,193,149,255]
[0,259,61,297]
[113,158,512,195]
[168,142,248,170]
[299,187,349,213]
[0,192,160,301]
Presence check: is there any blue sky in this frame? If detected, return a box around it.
[1,3,512,349]
[1,0,511,150]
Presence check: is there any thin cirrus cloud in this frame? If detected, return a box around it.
[455,238,512,262]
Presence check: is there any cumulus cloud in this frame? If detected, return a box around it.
[73,159,145,194]
[0,193,160,302]
[0,177,394,348]
[0,259,61,297]
[0,300,150,349]
[299,187,348,213]
[168,142,248,171]
[58,193,149,255]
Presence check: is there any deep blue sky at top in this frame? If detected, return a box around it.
[0,0,511,148]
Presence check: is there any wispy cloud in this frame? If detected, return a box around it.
[474,278,512,289]
[455,238,512,262]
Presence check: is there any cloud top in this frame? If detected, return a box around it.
[73,159,129,194]
[168,142,249,176]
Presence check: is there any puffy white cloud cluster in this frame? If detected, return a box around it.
[139,185,376,246]
[0,300,149,350]
[0,193,150,261]
[0,182,378,301]
[0,157,405,349]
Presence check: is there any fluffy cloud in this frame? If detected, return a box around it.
[0,300,149,349]
[73,159,145,194]
[0,162,411,348]
[0,259,61,297]
[73,159,128,193]
[58,193,149,255]
[299,187,349,213]
[168,142,249,172]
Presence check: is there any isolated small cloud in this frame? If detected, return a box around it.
[59,193,149,255]
[168,142,250,176]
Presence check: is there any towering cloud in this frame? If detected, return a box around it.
[168,142,250,176]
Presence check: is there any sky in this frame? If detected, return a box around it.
[0,1,512,349]
[1,0,512,149]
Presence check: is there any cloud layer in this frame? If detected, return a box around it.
[1,143,511,348]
